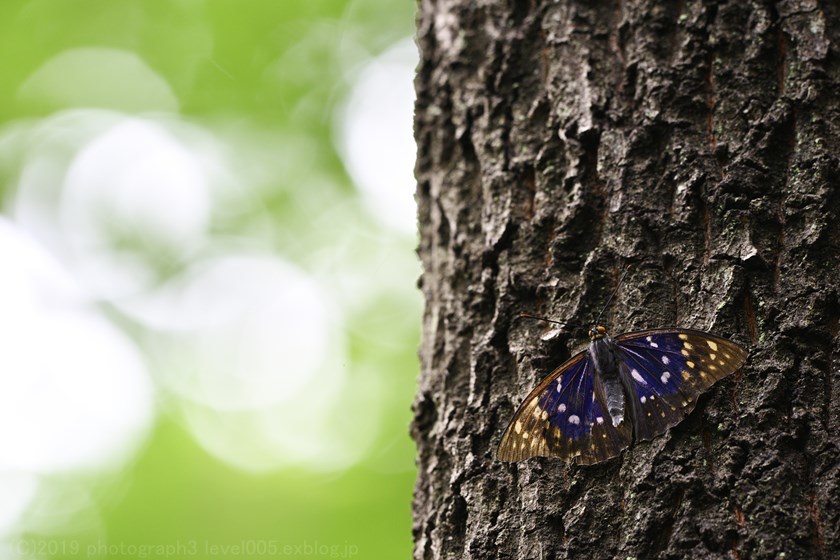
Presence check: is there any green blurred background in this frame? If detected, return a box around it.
[0,1,419,559]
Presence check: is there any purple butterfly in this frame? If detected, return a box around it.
[497,325,748,464]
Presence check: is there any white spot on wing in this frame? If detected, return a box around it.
[596,416,604,425]
[556,381,562,392]
[661,371,671,384]
[640,396,647,403]
[661,355,670,365]
[646,336,658,348]
[557,403,566,413]
[631,368,647,385]
[568,415,580,425]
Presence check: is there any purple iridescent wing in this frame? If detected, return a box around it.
[615,329,748,441]
[498,351,632,464]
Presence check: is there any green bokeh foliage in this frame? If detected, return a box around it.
[0,1,419,558]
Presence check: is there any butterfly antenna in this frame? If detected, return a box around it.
[517,313,581,329]
[594,264,632,325]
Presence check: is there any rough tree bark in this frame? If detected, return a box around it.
[412,1,839,559]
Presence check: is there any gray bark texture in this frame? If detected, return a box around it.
[412,1,839,559]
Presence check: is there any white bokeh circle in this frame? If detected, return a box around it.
[0,218,154,474]
[123,253,340,412]
[11,111,226,302]
[336,38,418,234]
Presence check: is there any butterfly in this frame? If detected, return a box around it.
[497,325,748,464]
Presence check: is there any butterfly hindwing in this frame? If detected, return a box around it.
[497,352,632,464]
[615,329,748,441]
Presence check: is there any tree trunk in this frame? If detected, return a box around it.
[412,1,839,559]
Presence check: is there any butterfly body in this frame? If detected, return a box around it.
[586,329,626,428]
[498,326,748,464]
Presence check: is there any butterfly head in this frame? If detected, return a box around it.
[588,325,608,340]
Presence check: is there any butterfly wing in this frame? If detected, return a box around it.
[498,350,632,464]
[615,329,748,441]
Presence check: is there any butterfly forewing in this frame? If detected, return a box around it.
[615,329,748,441]
[497,352,631,464]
